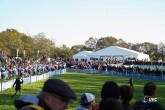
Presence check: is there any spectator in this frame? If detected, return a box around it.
[129,77,134,91]
[99,98,123,110]
[76,93,96,110]
[132,82,164,110]
[119,85,133,110]
[14,78,77,110]
[1,72,5,82]
[93,81,120,110]
[144,102,165,110]
[11,76,23,97]
[101,81,120,100]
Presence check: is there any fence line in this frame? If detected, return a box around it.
[0,69,65,92]
[66,68,165,81]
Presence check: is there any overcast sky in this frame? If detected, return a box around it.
[0,0,165,47]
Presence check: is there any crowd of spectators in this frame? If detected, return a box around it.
[66,58,165,76]
[1,55,164,110]
[75,80,164,110]
[13,77,164,110]
[1,56,164,82]
[0,56,66,82]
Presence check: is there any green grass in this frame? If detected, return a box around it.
[0,72,165,110]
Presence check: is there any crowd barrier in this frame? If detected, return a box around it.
[133,65,165,70]
[66,68,165,81]
[0,69,65,92]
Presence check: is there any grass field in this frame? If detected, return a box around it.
[0,72,165,110]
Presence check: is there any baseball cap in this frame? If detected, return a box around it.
[80,93,95,105]
[42,78,77,99]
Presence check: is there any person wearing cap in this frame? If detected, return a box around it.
[14,78,77,110]
[76,93,96,110]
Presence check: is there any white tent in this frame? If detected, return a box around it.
[89,46,150,61]
[73,51,93,61]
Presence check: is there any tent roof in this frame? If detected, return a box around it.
[90,46,147,56]
[73,51,93,56]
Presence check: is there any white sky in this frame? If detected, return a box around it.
[0,0,165,47]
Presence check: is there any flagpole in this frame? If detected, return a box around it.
[23,50,25,57]
[16,49,19,57]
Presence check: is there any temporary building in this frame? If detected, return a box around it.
[73,51,93,61]
[73,46,150,61]
[89,46,150,61]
